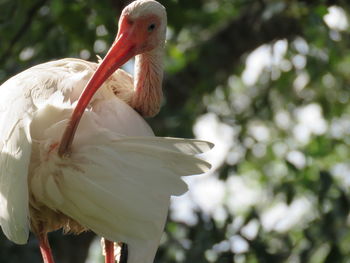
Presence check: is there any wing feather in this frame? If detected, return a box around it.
[30,103,213,262]
[0,79,33,244]
[0,58,96,244]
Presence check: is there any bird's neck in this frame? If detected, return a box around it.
[131,46,164,117]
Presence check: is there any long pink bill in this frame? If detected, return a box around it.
[58,31,136,157]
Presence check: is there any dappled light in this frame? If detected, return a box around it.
[1,1,350,263]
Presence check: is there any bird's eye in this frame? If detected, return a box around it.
[127,19,134,25]
[148,23,156,32]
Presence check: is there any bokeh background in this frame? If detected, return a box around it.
[1,0,350,262]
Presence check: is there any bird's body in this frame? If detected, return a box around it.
[0,58,211,263]
[0,1,213,263]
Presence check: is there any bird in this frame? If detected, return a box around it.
[0,1,213,263]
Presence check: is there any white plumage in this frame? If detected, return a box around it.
[0,58,212,263]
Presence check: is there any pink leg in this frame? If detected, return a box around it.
[104,239,115,263]
[38,234,55,263]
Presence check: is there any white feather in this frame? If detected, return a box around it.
[0,58,129,244]
[0,77,34,244]
[29,103,212,263]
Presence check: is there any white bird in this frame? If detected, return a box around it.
[0,1,213,263]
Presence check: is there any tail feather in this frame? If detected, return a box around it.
[31,135,212,242]
[113,136,214,155]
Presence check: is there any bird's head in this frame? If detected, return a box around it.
[118,0,167,54]
[78,0,166,92]
[103,0,167,71]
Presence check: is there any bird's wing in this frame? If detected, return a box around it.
[0,78,33,244]
[30,102,213,262]
[0,58,104,244]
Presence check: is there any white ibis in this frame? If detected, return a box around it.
[0,1,213,263]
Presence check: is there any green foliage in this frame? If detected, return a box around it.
[1,0,350,263]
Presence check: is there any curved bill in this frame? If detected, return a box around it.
[58,31,137,156]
